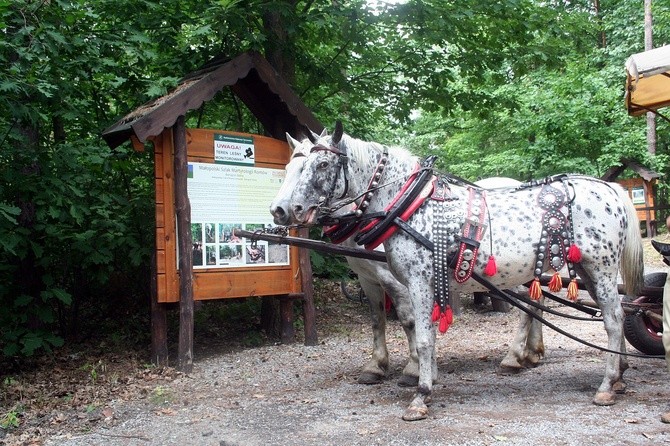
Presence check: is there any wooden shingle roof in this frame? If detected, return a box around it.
[102,51,323,148]
[601,158,661,182]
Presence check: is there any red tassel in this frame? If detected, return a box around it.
[548,272,563,292]
[445,305,453,325]
[567,244,582,263]
[567,279,579,301]
[439,306,453,333]
[529,278,542,300]
[431,302,440,322]
[484,255,497,276]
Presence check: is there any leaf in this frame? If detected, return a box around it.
[0,80,19,93]
[14,294,34,307]
[20,334,44,356]
[51,288,73,305]
[0,203,20,224]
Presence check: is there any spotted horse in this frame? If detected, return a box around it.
[271,130,419,387]
[284,122,644,421]
[270,132,523,388]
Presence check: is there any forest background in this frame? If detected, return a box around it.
[1,0,669,361]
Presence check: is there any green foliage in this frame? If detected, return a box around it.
[0,406,22,430]
[307,227,351,280]
[0,0,666,360]
[395,1,669,185]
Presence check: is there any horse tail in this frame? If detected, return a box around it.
[616,184,644,296]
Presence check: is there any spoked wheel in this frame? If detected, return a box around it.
[622,272,665,356]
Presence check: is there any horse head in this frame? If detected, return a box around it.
[269,128,328,225]
[288,123,352,225]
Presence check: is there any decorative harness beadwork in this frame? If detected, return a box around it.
[313,145,583,333]
[523,177,582,300]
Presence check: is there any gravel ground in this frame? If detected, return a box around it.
[35,282,670,446]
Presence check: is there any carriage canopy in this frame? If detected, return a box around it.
[625,44,670,116]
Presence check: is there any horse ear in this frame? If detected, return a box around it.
[306,128,319,143]
[332,121,344,144]
[285,132,301,153]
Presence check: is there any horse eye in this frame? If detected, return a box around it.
[317,161,329,170]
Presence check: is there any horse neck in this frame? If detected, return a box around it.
[341,135,418,212]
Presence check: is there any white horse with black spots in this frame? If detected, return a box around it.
[283,123,643,421]
[271,131,419,386]
[270,133,525,387]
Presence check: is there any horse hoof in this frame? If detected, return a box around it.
[593,391,616,406]
[358,371,384,385]
[402,405,429,421]
[397,374,419,388]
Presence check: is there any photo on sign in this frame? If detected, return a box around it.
[245,241,267,264]
[631,187,645,205]
[219,244,243,266]
[205,245,217,266]
[191,223,203,266]
[219,223,242,243]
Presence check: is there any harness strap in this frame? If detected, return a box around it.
[355,157,436,249]
[469,271,663,359]
[320,148,389,244]
[394,218,433,251]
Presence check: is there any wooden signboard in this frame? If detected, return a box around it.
[153,127,302,303]
[617,177,656,222]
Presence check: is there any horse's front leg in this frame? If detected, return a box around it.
[376,268,419,387]
[400,277,436,421]
[356,276,389,384]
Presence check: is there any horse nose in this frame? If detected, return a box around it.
[270,204,289,225]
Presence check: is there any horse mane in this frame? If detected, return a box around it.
[340,134,418,168]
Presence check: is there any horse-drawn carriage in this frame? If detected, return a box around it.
[233,47,670,420]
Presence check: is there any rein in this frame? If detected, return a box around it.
[469,271,664,359]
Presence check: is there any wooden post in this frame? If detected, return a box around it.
[174,116,194,373]
[150,252,169,365]
[298,227,318,346]
[279,295,296,344]
[643,180,654,237]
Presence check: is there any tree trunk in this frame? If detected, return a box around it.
[645,0,657,155]
[260,2,298,338]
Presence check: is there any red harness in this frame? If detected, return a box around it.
[357,166,435,249]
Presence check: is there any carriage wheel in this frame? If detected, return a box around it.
[622,272,665,356]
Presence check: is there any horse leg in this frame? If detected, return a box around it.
[399,277,436,421]
[356,276,389,384]
[376,268,419,387]
[525,297,545,366]
[500,291,545,371]
[580,270,627,406]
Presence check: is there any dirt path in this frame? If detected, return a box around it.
[3,237,670,446]
[17,293,667,446]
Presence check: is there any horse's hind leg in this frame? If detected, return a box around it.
[500,290,545,371]
[580,270,627,406]
[357,276,389,384]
